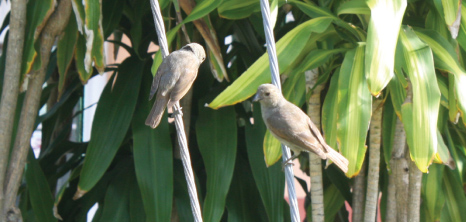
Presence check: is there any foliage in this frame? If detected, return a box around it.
[1,0,466,221]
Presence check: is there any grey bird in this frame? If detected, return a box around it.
[145,43,206,128]
[253,84,349,173]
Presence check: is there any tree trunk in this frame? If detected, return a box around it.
[305,69,324,222]
[0,0,28,218]
[352,159,367,222]
[385,161,397,222]
[407,160,422,222]
[364,98,383,222]
[2,0,72,216]
[393,118,408,222]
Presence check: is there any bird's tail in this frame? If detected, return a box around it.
[145,95,168,129]
[325,148,349,174]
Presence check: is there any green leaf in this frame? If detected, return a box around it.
[283,48,347,106]
[322,70,340,149]
[77,57,143,194]
[441,0,461,38]
[132,64,173,222]
[208,17,334,109]
[102,0,124,39]
[26,150,57,222]
[57,11,78,98]
[183,0,224,24]
[441,168,466,221]
[226,153,268,222]
[415,29,466,126]
[399,26,440,172]
[196,103,237,222]
[288,0,362,41]
[382,95,397,172]
[421,164,445,222]
[129,176,146,222]
[336,0,370,15]
[245,103,285,222]
[75,33,92,83]
[98,160,133,222]
[218,0,260,19]
[84,0,106,74]
[21,0,55,77]
[337,44,371,177]
[263,130,282,167]
[365,0,407,96]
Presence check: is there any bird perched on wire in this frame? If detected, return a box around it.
[253,84,349,173]
[145,43,206,129]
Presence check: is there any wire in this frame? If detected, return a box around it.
[149,1,203,221]
[259,0,301,221]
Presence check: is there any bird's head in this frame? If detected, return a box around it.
[253,84,283,107]
[182,43,206,64]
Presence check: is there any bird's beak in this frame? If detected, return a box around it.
[252,93,261,102]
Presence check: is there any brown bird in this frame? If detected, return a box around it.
[145,43,206,128]
[253,84,349,173]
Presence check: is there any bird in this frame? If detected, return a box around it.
[145,43,206,128]
[253,84,349,173]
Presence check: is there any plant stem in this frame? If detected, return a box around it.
[2,0,72,215]
[352,159,366,222]
[364,98,383,222]
[0,0,27,218]
[408,160,422,222]
[306,69,324,222]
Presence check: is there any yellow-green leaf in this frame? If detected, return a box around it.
[421,164,445,222]
[415,29,466,126]
[336,0,370,15]
[218,0,260,19]
[264,130,282,167]
[365,0,407,96]
[337,43,371,177]
[208,17,334,109]
[441,0,461,38]
[399,26,440,173]
[21,0,55,78]
[84,0,106,74]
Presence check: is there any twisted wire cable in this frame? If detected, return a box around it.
[149,1,203,221]
[259,0,301,221]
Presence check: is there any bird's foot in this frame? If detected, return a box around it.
[281,160,294,171]
[172,107,183,117]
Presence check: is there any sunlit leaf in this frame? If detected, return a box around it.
[84,0,106,74]
[209,17,333,109]
[421,164,445,222]
[336,0,370,15]
[415,29,466,126]
[365,0,407,96]
[337,43,371,177]
[399,26,440,172]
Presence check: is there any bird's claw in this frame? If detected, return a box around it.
[172,107,183,117]
[281,160,294,171]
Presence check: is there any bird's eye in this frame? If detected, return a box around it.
[265,92,270,96]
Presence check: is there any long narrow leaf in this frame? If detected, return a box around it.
[209,17,333,109]
[196,103,237,221]
[399,26,440,172]
[76,57,143,196]
[337,44,371,177]
[415,29,466,126]
[245,103,285,222]
[365,0,407,96]
[132,65,173,222]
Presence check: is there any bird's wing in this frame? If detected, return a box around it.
[167,55,199,105]
[306,115,333,153]
[149,58,171,100]
[265,106,326,158]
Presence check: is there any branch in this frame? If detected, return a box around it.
[2,0,72,216]
[0,0,28,218]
